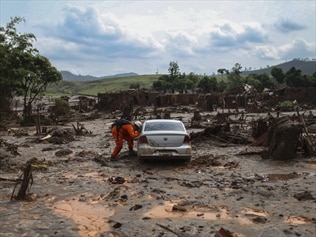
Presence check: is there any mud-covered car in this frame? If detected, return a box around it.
[136,119,192,162]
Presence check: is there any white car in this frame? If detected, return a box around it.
[137,119,192,162]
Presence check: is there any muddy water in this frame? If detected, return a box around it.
[53,199,114,237]
[0,117,315,237]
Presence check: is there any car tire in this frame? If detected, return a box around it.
[137,157,145,164]
[182,159,191,165]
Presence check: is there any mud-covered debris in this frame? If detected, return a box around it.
[77,150,99,159]
[7,128,29,136]
[43,128,75,144]
[268,116,302,160]
[293,191,314,201]
[72,122,91,135]
[104,187,121,201]
[93,155,108,166]
[231,179,243,189]
[119,195,128,202]
[0,138,20,156]
[112,222,122,228]
[102,230,129,237]
[172,205,187,212]
[224,161,239,169]
[237,146,268,155]
[129,204,142,211]
[215,227,237,237]
[251,116,273,140]
[151,188,166,194]
[55,148,73,157]
[266,172,301,181]
[252,216,268,224]
[191,125,252,145]
[156,223,192,237]
[29,159,52,171]
[190,124,228,141]
[307,124,316,133]
[191,154,227,166]
[180,181,203,188]
[108,176,125,184]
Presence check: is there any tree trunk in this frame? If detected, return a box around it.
[268,117,302,160]
[12,158,37,200]
[0,88,12,123]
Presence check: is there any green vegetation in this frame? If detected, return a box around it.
[46,61,316,97]
[275,100,295,111]
[46,74,160,96]
[50,98,71,118]
[0,17,62,122]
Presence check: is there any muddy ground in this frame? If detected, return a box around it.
[0,107,315,237]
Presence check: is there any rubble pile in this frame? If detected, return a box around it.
[0,89,315,237]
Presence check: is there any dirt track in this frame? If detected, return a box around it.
[0,110,315,237]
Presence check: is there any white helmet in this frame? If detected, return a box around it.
[134,120,142,128]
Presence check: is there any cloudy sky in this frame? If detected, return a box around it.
[1,0,315,76]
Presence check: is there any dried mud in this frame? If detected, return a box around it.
[0,109,315,237]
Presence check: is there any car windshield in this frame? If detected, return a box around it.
[144,122,185,132]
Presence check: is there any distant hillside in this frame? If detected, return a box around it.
[61,59,315,82]
[242,59,316,76]
[61,71,138,81]
[46,74,160,96]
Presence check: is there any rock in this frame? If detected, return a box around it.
[253,216,268,224]
[55,148,73,157]
[129,204,142,211]
[172,205,187,212]
[293,191,314,201]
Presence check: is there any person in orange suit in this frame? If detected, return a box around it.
[111,120,142,160]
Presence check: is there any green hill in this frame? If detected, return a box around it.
[242,59,316,76]
[46,59,315,96]
[60,71,139,81]
[46,74,160,96]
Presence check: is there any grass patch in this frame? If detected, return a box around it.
[46,74,160,96]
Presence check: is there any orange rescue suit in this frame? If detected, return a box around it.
[111,123,140,158]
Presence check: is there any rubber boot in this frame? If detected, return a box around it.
[129,148,137,156]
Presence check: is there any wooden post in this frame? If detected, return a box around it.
[11,158,37,200]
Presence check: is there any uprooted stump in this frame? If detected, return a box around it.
[267,116,302,160]
[72,122,90,135]
[11,158,37,201]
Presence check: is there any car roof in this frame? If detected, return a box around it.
[142,119,186,132]
[144,119,183,123]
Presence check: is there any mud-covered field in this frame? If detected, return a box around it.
[0,109,315,237]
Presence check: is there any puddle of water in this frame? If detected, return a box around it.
[285,215,313,225]
[52,198,114,237]
[143,200,256,227]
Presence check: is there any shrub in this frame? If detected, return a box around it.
[50,98,71,118]
[275,100,294,111]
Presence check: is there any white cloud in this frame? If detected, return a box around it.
[2,0,315,76]
[279,39,315,60]
[274,18,307,33]
[253,46,280,60]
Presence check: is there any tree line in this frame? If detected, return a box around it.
[152,61,316,94]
